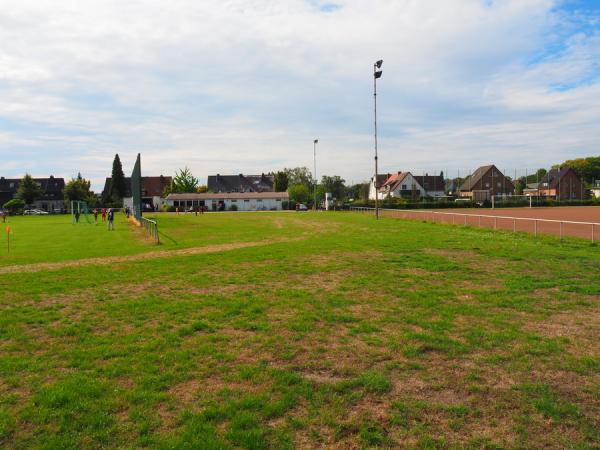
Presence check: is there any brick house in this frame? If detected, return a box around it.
[538,168,585,200]
[102,175,172,210]
[207,174,274,193]
[0,175,65,211]
[458,165,515,201]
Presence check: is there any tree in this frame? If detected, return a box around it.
[3,198,25,212]
[273,171,289,192]
[197,185,208,193]
[109,154,127,202]
[171,167,199,193]
[284,167,312,189]
[288,184,310,205]
[17,174,42,206]
[557,157,600,185]
[64,173,94,204]
[320,175,346,200]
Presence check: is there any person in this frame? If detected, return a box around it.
[1,211,5,223]
[176,207,179,215]
[101,208,107,222]
[75,210,80,223]
[107,208,114,231]
[93,208,98,222]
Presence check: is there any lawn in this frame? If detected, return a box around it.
[0,212,598,449]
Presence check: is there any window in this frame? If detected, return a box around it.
[485,182,490,188]
[257,199,263,202]
[231,199,237,203]
[497,182,501,188]
[244,199,250,202]
[401,184,407,190]
[276,198,281,201]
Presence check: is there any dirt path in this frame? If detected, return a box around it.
[0,238,301,275]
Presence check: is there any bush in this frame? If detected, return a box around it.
[3,198,25,212]
[229,204,238,211]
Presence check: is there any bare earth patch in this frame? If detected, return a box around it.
[0,237,303,274]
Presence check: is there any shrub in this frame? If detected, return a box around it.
[3,198,25,212]
[229,204,238,211]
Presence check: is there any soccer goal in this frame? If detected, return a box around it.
[491,195,536,209]
[71,201,95,224]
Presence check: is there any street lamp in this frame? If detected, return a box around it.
[374,59,383,219]
[313,139,318,211]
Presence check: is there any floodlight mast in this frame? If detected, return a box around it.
[313,139,318,211]
[374,60,383,219]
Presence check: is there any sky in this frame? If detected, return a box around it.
[0,0,599,190]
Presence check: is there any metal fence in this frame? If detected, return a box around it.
[140,217,160,244]
[349,207,599,243]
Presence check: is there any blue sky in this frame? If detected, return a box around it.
[0,0,599,190]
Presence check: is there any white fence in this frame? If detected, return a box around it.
[349,207,599,243]
[140,217,160,244]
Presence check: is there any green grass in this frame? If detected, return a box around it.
[0,211,599,448]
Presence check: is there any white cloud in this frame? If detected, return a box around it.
[0,0,598,189]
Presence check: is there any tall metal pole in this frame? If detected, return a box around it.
[374,60,382,219]
[313,139,318,211]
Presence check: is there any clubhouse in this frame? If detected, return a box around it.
[165,192,289,211]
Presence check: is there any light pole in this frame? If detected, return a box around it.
[374,59,383,219]
[313,139,318,211]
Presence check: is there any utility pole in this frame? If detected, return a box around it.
[313,139,318,211]
[374,59,383,219]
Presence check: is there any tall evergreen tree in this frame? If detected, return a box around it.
[110,154,127,201]
[273,171,289,192]
[17,174,42,206]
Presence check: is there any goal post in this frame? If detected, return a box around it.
[491,195,535,209]
[71,200,95,224]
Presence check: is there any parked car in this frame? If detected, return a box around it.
[23,209,49,215]
[297,203,308,211]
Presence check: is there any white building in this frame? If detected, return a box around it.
[368,174,390,200]
[165,192,289,211]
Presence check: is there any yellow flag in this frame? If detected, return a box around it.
[6,226,11,234]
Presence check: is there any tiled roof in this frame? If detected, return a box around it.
[166,192,288,200]
[207,174,274,193]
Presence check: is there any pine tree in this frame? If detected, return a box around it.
[110,154,127,201]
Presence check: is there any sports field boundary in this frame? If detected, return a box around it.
[349,207,599,242]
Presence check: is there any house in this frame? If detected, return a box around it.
[592,180,600,199]
[379,172,421,200]
[458,165,515,202]
[165,191,289,211]
[207,173,274,193]
[102,175,172,210]
[368,174,390,200]
[537,168,585,200]
[377,172,446,200]
[523,183,542,196]
[412,173,446,198]
[0,175,65,211]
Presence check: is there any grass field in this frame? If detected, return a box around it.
[0,212,599,449]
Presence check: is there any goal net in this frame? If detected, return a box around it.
[491,195,544,208]
[71,200,95,224]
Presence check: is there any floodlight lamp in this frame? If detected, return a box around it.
[314,139,318,144]
[375,59,383,68]
[374,70,382,79]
